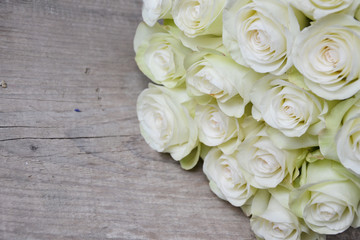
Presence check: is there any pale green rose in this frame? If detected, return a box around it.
[195,104,243,155]
[185,49,262,118]
[290,0,360,20]
[290,156,360,235]
[293,14,360,100]
[142,0,173,27]
[235,126,307,189]
[134,22,191,88]
[203,147,256,207]
[223,0,307,75]
[137,84,200,170]
[172,0,226,38]
[251,73,328,140]
[250,189,325,240]
[319,93,360,175]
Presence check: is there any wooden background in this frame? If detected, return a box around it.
[0,1,358,239]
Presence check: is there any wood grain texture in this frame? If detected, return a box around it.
[0,1,358,239]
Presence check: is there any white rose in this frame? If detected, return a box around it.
[203,147,256,207]
[319,93,360,175]
[236,127,306,189]
[290,158,360,235]
[336,114,360,175]
[142,0,173,27]
[293,14,360,100]
[137,84,199,167]
[172,0,226,38]
[134,22,192,88]
[290,0,360,20]
[195,104,242,154]
[223,0,306,75]
[186,49,262,118]
[250,189,324,240]
[251,74,328,138]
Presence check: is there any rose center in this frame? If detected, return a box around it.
[272,223,293,238]
[143,108,171,142]
[149,44,175,80]
[318,204,337,221]
[192,4,201,18]
[223,165,232,180]
[154,112,164,129]
[154,49,171,67]
[186,1,202,22]
[194,67,224,97]
[249,29,270,52]
[322,46,339,66]
[210,113,222,131]
[283,104,300,120]
[220,158,246,190]
[284,105,295,116]
[256,154,280,174]
[280,98,304,123]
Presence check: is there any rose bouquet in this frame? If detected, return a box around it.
[134,0,360,239]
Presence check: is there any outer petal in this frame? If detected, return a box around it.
[319,94,360,161]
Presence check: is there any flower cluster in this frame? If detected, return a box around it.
[135,0,360,239]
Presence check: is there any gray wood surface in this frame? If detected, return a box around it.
[0,1,358,239]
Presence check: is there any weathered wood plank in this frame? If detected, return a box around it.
[0,1,358,239]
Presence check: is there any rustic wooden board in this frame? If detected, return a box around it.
[0,1,358,239]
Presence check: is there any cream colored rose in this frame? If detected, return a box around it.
[137,84,198,164]
[195,104,243,154]
[293,14,360,100]
[172,0,226,38]
[142,0,173,27]
[251,74,328,138]
[290,158,360,235]
[336,114,360,175]
[236,127,306,189]
[203,148,255,207]
[223,0,306,75]
[186,49,262,118]
[290,0,360,20]
[134,22,192,88]
[319,94,360,175]
[250,189,325,240]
